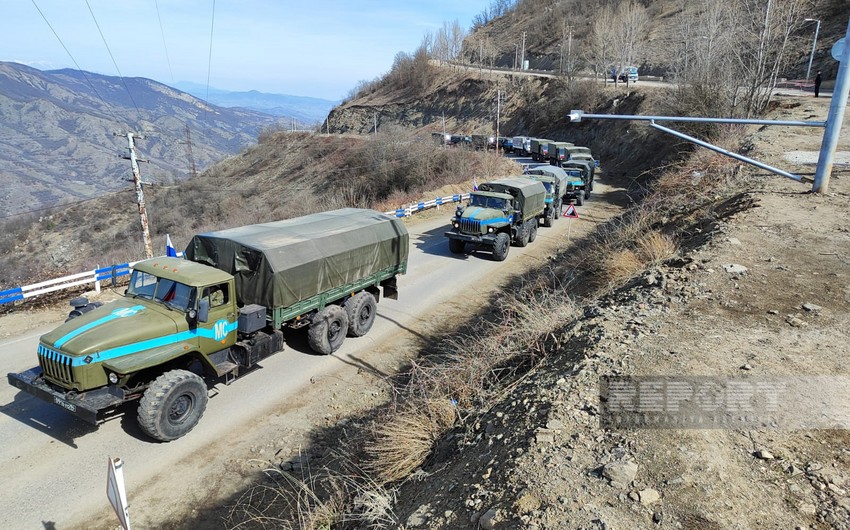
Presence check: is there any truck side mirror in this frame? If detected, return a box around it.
[197,299,210,323]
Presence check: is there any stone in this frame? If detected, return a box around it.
[639,488,661,505]
[602,461,639,487]
[786,316,808,328]
[741,363,753,370]
[547,419,565,430]
[723,264,748,274]
[798,502,817,515]
[827,483,847,496]
[479,507,500,529]
[802,303,822,312]
[406,503,433,528]
[535,428,556,444]
[755,449,775,460]
[768,309,779,315]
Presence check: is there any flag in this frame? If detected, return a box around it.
[166,234,178,257]
[473,176,479,191]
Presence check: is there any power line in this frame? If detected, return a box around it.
[28,0,124,126]
[83,0,143,123]
[153,0,175,85]
[204,0,217,127]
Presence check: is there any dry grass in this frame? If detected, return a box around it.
[364,399,456,484]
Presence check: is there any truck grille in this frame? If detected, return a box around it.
[460,218,482,234]
[37,344,75,385]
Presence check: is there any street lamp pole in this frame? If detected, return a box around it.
[804,18,821,81]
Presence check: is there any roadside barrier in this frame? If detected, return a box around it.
[1,193,472,306]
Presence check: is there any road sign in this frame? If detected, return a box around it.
[563,204,579,218]
[107,457,131,530]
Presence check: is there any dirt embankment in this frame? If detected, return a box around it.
[385,95,850,529]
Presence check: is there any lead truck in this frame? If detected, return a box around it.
[8,208,409,441]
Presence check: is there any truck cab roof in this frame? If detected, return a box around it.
[133,257,232,287]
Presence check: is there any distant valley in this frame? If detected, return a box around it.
[0,62,326,217]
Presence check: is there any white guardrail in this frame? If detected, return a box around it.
[0,193,471,307]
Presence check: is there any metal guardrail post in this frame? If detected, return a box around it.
[813,17,850,194]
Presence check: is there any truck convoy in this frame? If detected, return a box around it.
[445,177,546,261]
[7,209,409,441]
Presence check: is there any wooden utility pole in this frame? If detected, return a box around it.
[182,124,197,178]
[116,132,153,259]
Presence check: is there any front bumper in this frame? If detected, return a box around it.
[7,367,125,425]
[445,230,498,246]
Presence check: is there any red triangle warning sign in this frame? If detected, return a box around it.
[562,204,579,218]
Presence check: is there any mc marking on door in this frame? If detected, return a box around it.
[214,320,228,341]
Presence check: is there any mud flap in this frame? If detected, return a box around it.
[381,276,399,300]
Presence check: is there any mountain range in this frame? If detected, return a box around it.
[0,61,295,217]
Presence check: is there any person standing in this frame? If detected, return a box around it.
[815,71,822,97]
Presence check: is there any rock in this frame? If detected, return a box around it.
[799,502,817,515]
[768,309,779,315]
[639,488,661,505]
[728,237,742,246]
[602,460,639,487]
[828,483,847,496]
[513,489,542,515]
[406,503,432,528]
[723,264,748,274]
[786,316,808,328]
[802,303,822,312]
[479,507,500,529]
[546,419,565,430]
[653,511,663,523]
[535,428,556,444]
[741,363,753,370]
[755,449,775,460]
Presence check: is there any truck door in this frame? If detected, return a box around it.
[197,282,237,352]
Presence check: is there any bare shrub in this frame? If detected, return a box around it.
[365,400,456,484]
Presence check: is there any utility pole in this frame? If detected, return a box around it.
[495,89,502,156]
[116,132,153,259]
[813,16,850,194]
[182,124,197,178]
[374,112,378,135]
[520,31,527,70]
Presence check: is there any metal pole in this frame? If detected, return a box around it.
[649,121,805,182]
[574,113,825,127]
[805,19,821,81]
[813,17,850,193]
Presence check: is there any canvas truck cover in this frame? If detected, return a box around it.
[526,165,568,192]
[478,178,546,222]
[184,208,409,310]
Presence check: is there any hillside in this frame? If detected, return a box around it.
[0,61,281,216]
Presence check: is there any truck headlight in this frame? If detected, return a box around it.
[453,221,460,229]
[108,372,119,384]
[488,227,495,233]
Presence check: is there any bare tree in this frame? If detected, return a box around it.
[610,1,650,86]
[588,5,617,83]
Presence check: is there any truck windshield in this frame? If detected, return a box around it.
[127,271,194,312]
[469,195,508,209]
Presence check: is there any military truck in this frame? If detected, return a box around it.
[445,177,546,261]
[8,209,409,441]
[526,165,569,227]
[547,141,575,166]
[530,138,553,161]
[562,159,595,191]
[512,136,532,155]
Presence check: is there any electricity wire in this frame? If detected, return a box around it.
[154,0,175,85]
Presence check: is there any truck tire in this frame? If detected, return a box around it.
[492,232,510,261]
[529,222,538,243]
[346,292,377,337]
[448,238,465,254]
[308,305,349,355]
[515,222,530,247]
[543,211,553,228]
[576,191,584,206]
[138,369,208,442]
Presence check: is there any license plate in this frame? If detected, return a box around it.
[53,396,77,413]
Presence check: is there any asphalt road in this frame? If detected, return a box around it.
[0,177,620,529]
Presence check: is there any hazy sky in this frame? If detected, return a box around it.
[4,1,490,101]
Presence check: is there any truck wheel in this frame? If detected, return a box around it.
[492,232,510,261]
[346,292,377,337]
[543,212,553,228]
[529,222,538,243]
[515,222,530,247]
[308,305,349,355]
[588,179,594,192]
[138,369,208,442]
[576,191,584,206]
[448,238,465,254]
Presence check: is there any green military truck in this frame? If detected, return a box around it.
[526,165,569,227]
[7,208,409,441]
[445,177,546,261]
[562,159,595,193]
[546,141,575,166]
[530,138,553,162]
